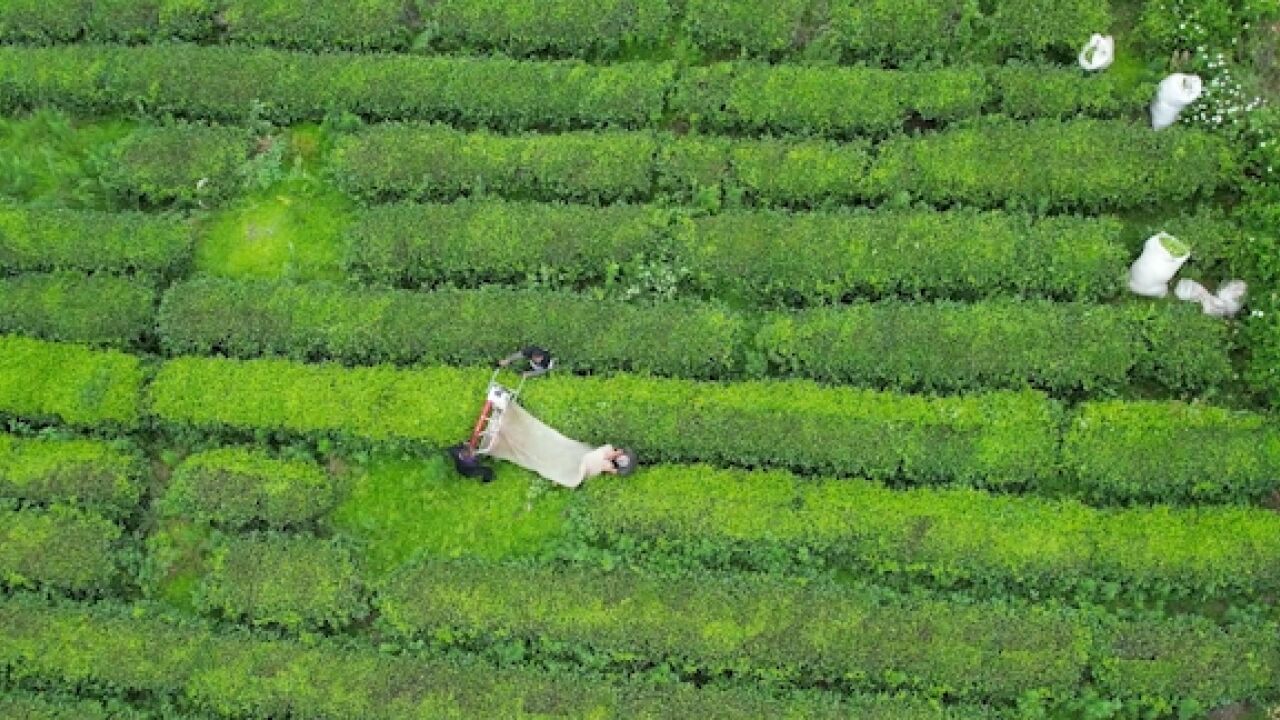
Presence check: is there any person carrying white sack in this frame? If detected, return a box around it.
[579,444,636,481]
[480,396,638,489]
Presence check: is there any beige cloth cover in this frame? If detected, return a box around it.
[486,401,595,488]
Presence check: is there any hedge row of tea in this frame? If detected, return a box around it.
[24,120,1226,212]
[0,434,143,517]
[0,44,1148,134]
[329,121,1230,212]
[135,448,1280,606]
[1,338,1265,505]
[155,277,1233,395]
[0,594,987,719]
[2,199,1242,306]
[0,0,1106,64]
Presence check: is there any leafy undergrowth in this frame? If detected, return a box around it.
[329,453,568,582]
[194,126,352,282]
[143,517,215,613]
[0,109,134,209]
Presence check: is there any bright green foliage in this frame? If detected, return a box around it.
[330,122,1231,212]
[331,454,569,581]
[377,558,1278,709]
[981,0,1110,61]
[990,65,1152,119]
[343,201,1130,303]
[196,532,367,631]
[825,0,977,66]
[158,279,746,379]
[220,0,409,50]
[680,208,1128,303]
[1127,300,1237,394]
[143,517,214,612]
[673,64,990,138]
[148,355,1057,488]
[0,203,192,277]
[195,182,350,282]
[0,433,143,517]
[329,124,657,205]
[1094,615,1280,714]
[422,0,674,58]
[682,0,818,58]
[101,125,252,209]
[573,464,1280,603]
[727,136,873,207]
[0,596,954,719]
[0,44,671,131]
[157,277,1232,396]
[0,335,143,429]
[378,560,1089,701]
[0,0,215,43]
[0,272,155,348]
[1064,401,1280,505]
[148,356,482,448]
[684,0,1110,64]
[343,199,665,290]
[867,119,1233,212]
[161,447,335,529]
[0,690,116,720]
[0,111,136,209]
[0,505,121,595]
[754,300,1216,394]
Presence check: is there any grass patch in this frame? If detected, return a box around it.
[194,176,351,282]
[0,109,135,209]
[194,126,352,282]
[143,518,214,614]
[330,453,569,582]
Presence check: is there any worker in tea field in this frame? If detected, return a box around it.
[497,345,555,378]
[446,443,495,483]
[578,444,637,481]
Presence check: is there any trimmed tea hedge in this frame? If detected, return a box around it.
[157,277,1232,395]
[0,690,116,720]
[672,62,1160,135]
[0,595,972,719]
[0,44,671,130]
[680,208,1128,303]
[330,122,1231,211]
[196,532,366,632]
[344,201,1130,303]
[147,356,1058,488]
[101,125,252,209]
[0,335,143,430]
[0,203,192,278]
[343,199,665,290]
[572,465,1280,603]
[756,300,1233,394]
[0,272,155,348]
[866,119,1233,212]
[421,0,674,58]
[161,447,335,529]
[671,63,990,138]
[378,559,1088,702]
[329,125,657,205]
[219,0,409,50]
[990,65,1152,119]
[377,558,1278,710]
[0,434,143,517]
[0,505,121,595]
[1063,401,1280,505]
[158,278,745,378]
[0,0,214,44]
[684,0,1110,64]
